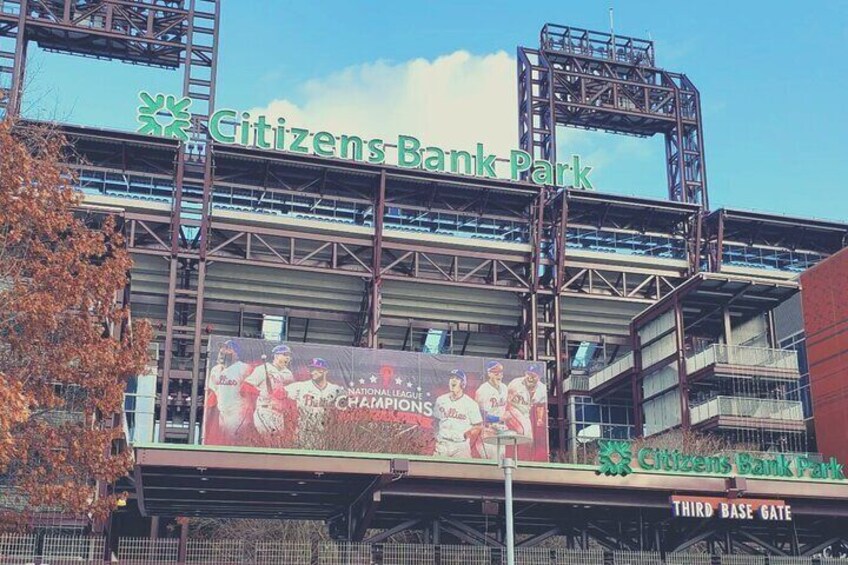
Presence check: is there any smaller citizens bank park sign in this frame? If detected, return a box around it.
[596,439,846,481]
[136,91,593,189]
[596,439,845,523]
[202,336,549,462]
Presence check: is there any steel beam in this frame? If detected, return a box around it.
[441,518,503,547]
[673,295,690,429]
[368,170,386,348]
[3,0,27,116]
[521,27,708,207]
[362,519,422,544]
[517,527,560,547]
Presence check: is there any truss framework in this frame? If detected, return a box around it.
[59,127,848,452]
[518,25,709,207]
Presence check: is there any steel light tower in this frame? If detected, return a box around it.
[517,24,709,208]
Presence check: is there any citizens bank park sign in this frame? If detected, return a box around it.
[596,440,846,481]
[135,91,594,189]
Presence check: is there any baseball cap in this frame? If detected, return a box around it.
[526,363,543,377]
[271,344,292,356]
[448,369,467,387]
[309,358,329,370]
[221,339,241,357]
[486,360,504,373]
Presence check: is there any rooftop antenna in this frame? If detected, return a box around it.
[646,30,654,65]
[608,7,616,61]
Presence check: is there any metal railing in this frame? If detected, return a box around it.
[588,352,635,391]
[722,244,826,274]
[540,24,656,67]
[0,535,830,564]
[720,556,766,565]
[666,555,711,565]
[566,227,687,260]
[117,538,180,563]
[685,345,799,377]
[43,536,106,563]
[690,396,804,426]
[563,375,590,392]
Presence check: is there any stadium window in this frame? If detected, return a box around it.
[583,404,601,422]
[422,329,447,354]
[261,314,286,342]
[572,342,596,369]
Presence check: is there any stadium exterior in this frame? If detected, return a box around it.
[2,1,848,563]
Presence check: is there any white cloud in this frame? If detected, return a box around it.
[248,51,519,157]
[248,49,662,193]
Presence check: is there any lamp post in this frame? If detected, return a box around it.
[483,428,531,565]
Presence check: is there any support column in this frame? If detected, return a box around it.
[669,90,689,203]
[529,192,545,361]
[3,0,28,116]
[187,122,217,444]
[673,296,690,429]
[158,257,179,442]
[432,519,440,545]
[632,322,644,435]
[187,258,207,443]
[691,83,710,210]
[552,194,568,456]
[177,522,188,564]
[160,0,220,443]
[689,210,702,275]
[714,210,725,272]
[568,395,577,460]
[368,170,386,348]
[723,307,733,346]
[765,310,778,348]
[631,372,643,435]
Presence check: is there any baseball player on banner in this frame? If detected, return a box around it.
[474,360,516,459]
[507,363,548,459]
[284,358,347,449]
[433,369,483,458]
[240,344,295,436]
[206,339,253,441]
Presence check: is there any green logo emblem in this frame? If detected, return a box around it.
[598,440,633,476]
[137,91,192,141]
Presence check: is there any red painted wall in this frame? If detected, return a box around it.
[801,247,848,464]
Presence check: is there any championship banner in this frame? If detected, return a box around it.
[201,336,549,462]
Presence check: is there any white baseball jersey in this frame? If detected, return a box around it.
[507,377,547,439]
[284,379,346,448]
[284,379,346,411]
[245,364,294,411]
[434,438,473,459]
[244,363,294,435]
[507,378,547,416]
[434,393,482,443]
[475,380,508,421]
[207,361,251,435]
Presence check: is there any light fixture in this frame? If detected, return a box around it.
[483,429,531,565]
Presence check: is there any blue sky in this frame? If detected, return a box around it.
[20,1,847,222]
